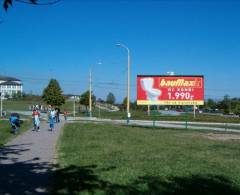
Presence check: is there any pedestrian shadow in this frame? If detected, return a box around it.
[0,144,53,195]
[52,165,240,195]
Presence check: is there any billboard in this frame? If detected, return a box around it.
[137,75,204,105]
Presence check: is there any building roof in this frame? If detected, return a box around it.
[0,81,22,86]
[0,76,21,82]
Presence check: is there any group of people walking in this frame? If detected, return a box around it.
[31,105,62,132]
[9,105,68,134]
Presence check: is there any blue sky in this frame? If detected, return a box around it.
[0,0,240,102]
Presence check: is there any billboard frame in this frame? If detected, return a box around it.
[137,75,204,105]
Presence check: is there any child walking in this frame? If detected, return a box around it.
[32,108,41,131]
[9,113,20,134]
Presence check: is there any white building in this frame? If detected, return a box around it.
[0,76,23,98]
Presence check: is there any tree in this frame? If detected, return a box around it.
[120,96,135,111]
[230,98,240,112]
[205,98,217,109]
[106,92,116,105]
[79,90,96,111]
[217,95,231,114]
[42,79,65,106]
[121,96,127,110]
[131,100,139,110]
[234,104,240,116]
[3,0,61,11]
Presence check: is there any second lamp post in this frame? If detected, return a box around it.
[116,43,131,124]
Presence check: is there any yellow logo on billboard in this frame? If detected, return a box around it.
[160,78,202,88]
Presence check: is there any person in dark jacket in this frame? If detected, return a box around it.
[9,113,20,134]
[55,107,60,123]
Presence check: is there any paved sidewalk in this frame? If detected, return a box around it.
[0,120,65,195]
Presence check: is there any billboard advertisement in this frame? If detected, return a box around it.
[137,75,204,105]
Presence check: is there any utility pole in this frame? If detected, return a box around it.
[89,69,92,118]
[0,92,2,117]
[73,96,76,118]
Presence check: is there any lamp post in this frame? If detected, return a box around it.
[116,43,131,124]
[89,62,102,118]
[0,92,2,117]
[89,68,92,118]
[73,96,76,118]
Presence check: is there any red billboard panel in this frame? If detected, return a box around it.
[137,75,204,105]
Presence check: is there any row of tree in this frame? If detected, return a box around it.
[202,95,240,115]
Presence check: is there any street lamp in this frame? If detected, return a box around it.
[167,71,175,76]
[89,68,92,118]
[116,43,131,124]
[73,95,78,118]
[0,92,2,117]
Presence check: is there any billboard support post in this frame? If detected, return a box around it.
[147,105,150,116]
[193,104,196,119]
[152,105,156,128]
[185,107,188,129]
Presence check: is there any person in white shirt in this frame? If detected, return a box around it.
[49,108,56,131]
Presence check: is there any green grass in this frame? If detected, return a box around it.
[3,100,44,111]
[53,123,240,194]
[0,119,32,146]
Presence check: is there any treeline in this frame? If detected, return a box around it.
[9,88,240,115]
[201,95,240,115]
